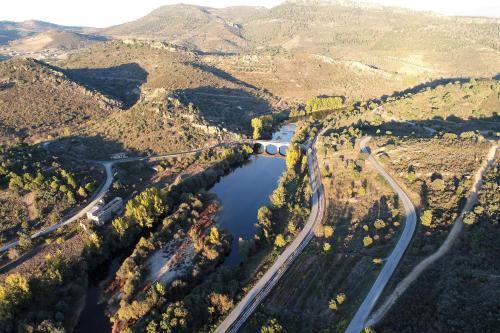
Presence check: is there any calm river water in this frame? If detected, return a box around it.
[74,123,295,331]
[210,123,295,266]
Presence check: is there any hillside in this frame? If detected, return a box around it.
[103,1,500,80]
[7,30,108,52]
[103,5,255,52]
[0,20,92,45]
[58,40,282,127]
[0,58,119,143]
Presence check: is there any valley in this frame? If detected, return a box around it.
[0,1,499,333]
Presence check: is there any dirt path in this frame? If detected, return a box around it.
[366,143,499,327]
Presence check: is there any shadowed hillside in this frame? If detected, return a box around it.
[58,40,284,128]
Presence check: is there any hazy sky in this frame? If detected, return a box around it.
[1,0,498,28]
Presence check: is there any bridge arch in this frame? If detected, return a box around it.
[248,140,291,156]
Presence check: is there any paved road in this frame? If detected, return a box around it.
[0,162,113,253]
[345,136,417,333]
[214,134,326,333]
[366,143,499,327]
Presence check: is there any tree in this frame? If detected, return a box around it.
[420,209,433,227]
[363,236,373,247]
[329,299,338,311]
[0,273,30,322]
[209,226,220,245]
[431,178,445,191]
[463,212,477,225]
[270,185,286,209]
[251,117,263,139]
[323,242,332,253]
[336,293,346,304]
[159,301,188,332]
[324,225,334,238]
[261,318,283,333]
[286,143,302,171]
[274,234,286,248]
[257,206,273,240]
[374,219,386,230]
[77,187,87,198]
[209,293,233,314]
[17,232,33,251]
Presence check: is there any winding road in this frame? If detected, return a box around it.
[345,136,417,333]
[214,133,326,333]
[0,140,290,253]
[0,145,221,253]
[366,143,499,327]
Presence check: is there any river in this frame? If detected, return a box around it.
[74,123,295,332]
[210,123,295,266]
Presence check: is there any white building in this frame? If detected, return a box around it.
[86,197,124,225]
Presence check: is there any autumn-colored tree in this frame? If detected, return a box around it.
[261,318,283,333]
[209,226,220,245]
[420,209,433,227]
[270,185,286,208]
[323,225,334,238]
[363,236,374,247]
[463,212,477,225]
[209,293,233,314]
[251,117,263,139]
[374,219,386,230]
[274,234,286,248]
[329,299,338,311]
[257,206,274,240]
[286,143,302,171]
[323,242,332,253]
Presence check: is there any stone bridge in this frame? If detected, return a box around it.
[246,140,291,156]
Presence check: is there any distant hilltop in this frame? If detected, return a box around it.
[285,0,383,9]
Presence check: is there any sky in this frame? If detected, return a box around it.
[1,0,499,28]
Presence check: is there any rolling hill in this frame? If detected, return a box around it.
[7,30,108,52]
[0,20,93,45]
[102,1,500,80]
[0,58,119,143]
